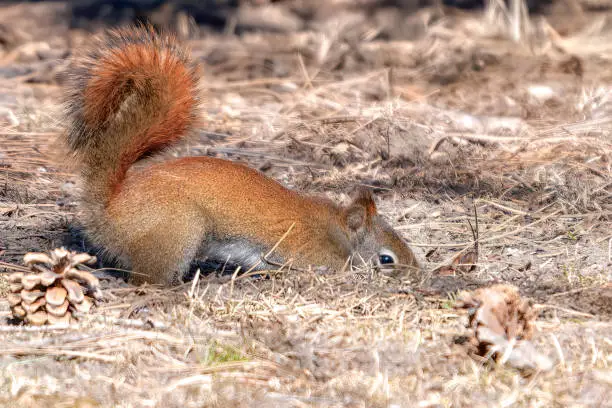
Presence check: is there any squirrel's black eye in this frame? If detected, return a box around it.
[379,254,395,265]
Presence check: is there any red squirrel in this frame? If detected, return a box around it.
[63,26,419,285]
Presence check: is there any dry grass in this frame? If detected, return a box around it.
[0,2,611,407]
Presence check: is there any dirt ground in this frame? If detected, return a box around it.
[0,1,611,407]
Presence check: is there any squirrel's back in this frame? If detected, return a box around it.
[65,25,199,202]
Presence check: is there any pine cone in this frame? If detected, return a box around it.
[8,248,101,325]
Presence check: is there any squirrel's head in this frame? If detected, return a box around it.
[343,189,420,276]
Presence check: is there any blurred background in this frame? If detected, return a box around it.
[0,0,600,44]
[0,0,560,33]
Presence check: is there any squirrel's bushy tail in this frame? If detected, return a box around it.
[64,25,199,203]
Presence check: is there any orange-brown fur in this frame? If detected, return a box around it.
[64,26,419,285]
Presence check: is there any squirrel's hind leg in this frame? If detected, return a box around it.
[125,213,209,286]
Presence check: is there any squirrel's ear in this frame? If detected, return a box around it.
[345,188,378,231]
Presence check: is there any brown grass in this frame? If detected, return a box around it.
[0,2,611,407]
